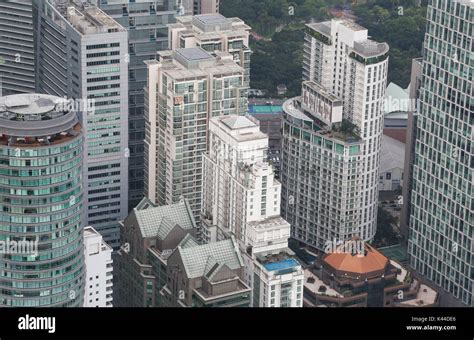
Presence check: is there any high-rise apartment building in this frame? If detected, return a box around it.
[96,0,218,209]
[201,115,304,307]
[144,48,247,225]
[96,0,177,209]
[35,1,129,248]
[168,13,251,86]
[0,0,35,95]
[193,0,219,15]
[407,0,473,307]
[201,115,273,243]
[180,0,220,15]
[0,93,85,307]
[83,226,113,307]
[281,19,389,251]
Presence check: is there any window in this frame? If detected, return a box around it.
[386,172,392,180]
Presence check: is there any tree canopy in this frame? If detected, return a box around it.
[221,0,427,95]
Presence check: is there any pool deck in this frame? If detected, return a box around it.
[248,104,283,115]
[263,258,299,272]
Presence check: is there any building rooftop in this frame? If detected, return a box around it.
[380,134,405,173]
[193,280,250,302]
[323,239,389,274]
[173,13,250,39]
[304,269,342,298]
[398,284,439,307]
[0,94,67,117]
[306,22,332,37]
[192,13,234,32]
[177,234,200,249]
[247,215,289,231]
[389,260,408,282]
[154,49,243,78]
[263,258,299,272]
[283,97,363,144]
[84,226,113,252]
[383,128,407,144]
[255,249,300,273]
[134,197,157,211]
[221,115,256,129]
[84,226,101,238]
[194,13,230,26]
[53,1,125,35]
[0,94,81,140]
[212,115,267,143]
[307,19,388,58]
[283,97,313,122]
[339,19,366,32]
[177,237,243,279]
[133,200,196,239]
[353,40,389,58]
[175,47,215,62]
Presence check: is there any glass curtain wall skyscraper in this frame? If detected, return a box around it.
[407,0,473,307]
[0,94,85,307]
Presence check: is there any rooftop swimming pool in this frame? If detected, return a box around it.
[248,105,283,114]
[263,258,299,272]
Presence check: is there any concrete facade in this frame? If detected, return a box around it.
[282,20,389,251]
[35,1,129,249]
[144,48,247,229]
[83,226,113,307]
[0,0,35,95]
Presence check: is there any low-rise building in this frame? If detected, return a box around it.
[303,238,439,307]
[379,135,405,191]
[83,227,113,307]
[114,198,197,307]
[161,237,252,307]
[114,198,251,307]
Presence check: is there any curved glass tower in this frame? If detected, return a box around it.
[0,94,85,307]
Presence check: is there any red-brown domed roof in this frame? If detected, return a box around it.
[323,239,388,275]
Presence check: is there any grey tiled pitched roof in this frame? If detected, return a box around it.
[221,115,256,129]
[134,200,196,239]
[178,234,199,249]
[177,237,243,279]
[135,197,157,210]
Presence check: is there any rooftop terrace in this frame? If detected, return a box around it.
[256,251,301,275]
[398,284,438,307]
[283,97,362,144]
[304,269,342,298]
[0,94,81,144]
